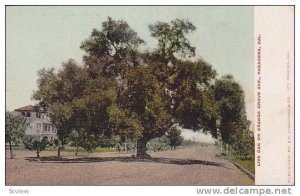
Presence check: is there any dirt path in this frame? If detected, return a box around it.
[5,145,254,185]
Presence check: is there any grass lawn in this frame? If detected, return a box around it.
[234,159,255,174]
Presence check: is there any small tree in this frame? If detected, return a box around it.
[5,112,27,159]
[148,135,170,152]
[23,135,49,158]
[99,134,121,149]
[80,133,99,153]
[167,127,184,150]
[68,129,84,156]
[68,128,100,154]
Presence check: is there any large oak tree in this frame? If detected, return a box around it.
[33,17,251,158]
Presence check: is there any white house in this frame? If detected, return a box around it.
[14,105,57,141]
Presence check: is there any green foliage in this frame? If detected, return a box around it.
[147,135,170,152]
[33,17,252,158]
[166,127,184,150]
[213,74,247,144]
[5,112,28,159]
[81,17,144,77]
[23,135,49,151]
[33,59,88,106]
[108,105,142,140]
[121,67,172,141]
[81,17,144,58]
[200,85,219,138]
[172,60,217,130]
[71,77,118,136]
[68,129,100,153]
[49,102,73,140]
[210,75,254,162]
[33,59,88,148]
[23,135,49,158]
[234,159,255,174]
[80,133,99,153]
[149,19,196,58]
[231,131,255,161]
[32,67,56,111]
[68,129,85,152]
[5,112,27,145]
[99,134,121,148]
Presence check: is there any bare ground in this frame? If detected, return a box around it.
[5,145,254,185]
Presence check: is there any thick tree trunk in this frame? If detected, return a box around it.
[9,140,13,159]
[136,138,149,158]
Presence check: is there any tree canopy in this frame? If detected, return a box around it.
[167,126,184,150]
[213,74,247,144]
[33,17,252,158]
[149,19,196,59]
[80,17,145,77]
[23,135,49,158]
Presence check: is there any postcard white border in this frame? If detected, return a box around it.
[1,1,299,196]
[254,6,294,185]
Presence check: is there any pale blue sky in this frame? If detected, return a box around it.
[6,6,254,121]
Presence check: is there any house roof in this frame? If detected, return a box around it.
[15,105,36,111]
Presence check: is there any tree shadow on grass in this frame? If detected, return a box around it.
[25,156,225,168]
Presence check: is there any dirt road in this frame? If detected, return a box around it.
[6,145,254,185]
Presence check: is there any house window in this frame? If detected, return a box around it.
[43,125,47,132]
[36,112,41,118]
[25,112,31,117]
[48,126,51,132]
[36,123,41,130]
